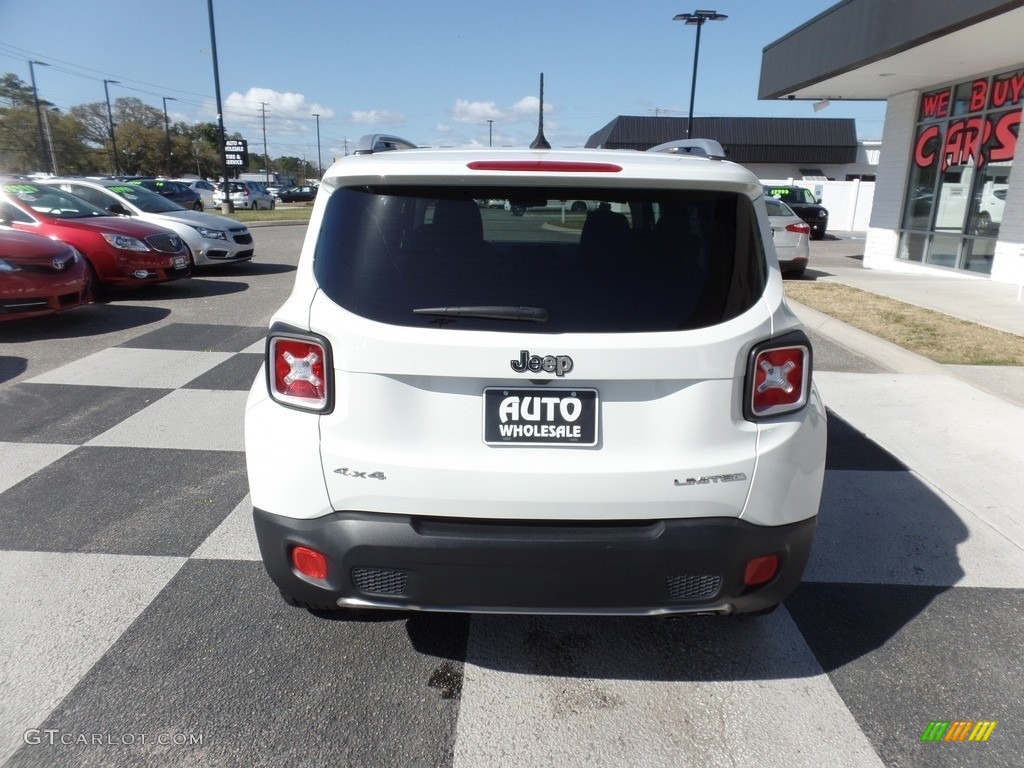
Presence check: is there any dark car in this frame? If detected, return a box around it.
[124,179,204,211]
[0,228,91,320]
[763,186,829,240]
[276,185,317,203]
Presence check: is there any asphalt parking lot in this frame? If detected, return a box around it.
[1,226,1022,767]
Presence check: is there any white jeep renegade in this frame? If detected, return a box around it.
[244,134,827,616]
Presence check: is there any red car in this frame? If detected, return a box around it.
[0,228,91,321]
[0,179,191,292]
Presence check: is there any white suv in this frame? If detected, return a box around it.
[245,134,827,617]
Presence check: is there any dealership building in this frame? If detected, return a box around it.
[760,0,1024,284]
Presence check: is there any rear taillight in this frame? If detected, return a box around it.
[744,331,812,420]
[267,332,332,412]
[786,222,811,235]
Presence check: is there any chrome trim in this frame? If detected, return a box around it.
[335,596,735,617]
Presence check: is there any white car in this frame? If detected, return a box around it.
[48,179,254,266]
[765,197,811,276]
[505,198,597,215]
[245,133,827,617]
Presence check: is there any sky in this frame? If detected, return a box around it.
[0,0,888,165]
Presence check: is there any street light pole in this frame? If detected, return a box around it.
[28,60,50,174]
[207,0,233,212]
[162,96,177,175]
[312,113,322,178]
[673,10,727,139]
[487,119,494,147]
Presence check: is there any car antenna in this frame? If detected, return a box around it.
[529,73,551,150]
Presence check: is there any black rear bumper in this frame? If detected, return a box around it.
[254,508,816,616]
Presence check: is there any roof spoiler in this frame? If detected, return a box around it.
[354,134,418,154]
[647,139,726,160]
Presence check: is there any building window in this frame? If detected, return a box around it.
[900,69,1023,274]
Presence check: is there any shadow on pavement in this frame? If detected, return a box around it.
[0,303,170,342]
[0,356,27,384]
[197,261,296,277]
[123,277,250,301]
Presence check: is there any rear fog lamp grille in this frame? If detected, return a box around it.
[352,568,408,595]
[666,574,722,601]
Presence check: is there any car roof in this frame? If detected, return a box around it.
[320,138,764,197]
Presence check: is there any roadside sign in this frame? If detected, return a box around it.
[225,139,248,169]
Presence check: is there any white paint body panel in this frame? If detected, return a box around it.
[244,145,825,528]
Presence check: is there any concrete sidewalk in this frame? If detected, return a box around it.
[790,233,1024,408]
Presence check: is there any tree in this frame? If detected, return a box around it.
[0,73,39,109]
[0,71,300,179]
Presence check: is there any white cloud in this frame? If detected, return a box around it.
[449,95,553,127]
[223,87,334,123]
[511,96,545,117]
[451,99,503,124]
[349,109,407,126]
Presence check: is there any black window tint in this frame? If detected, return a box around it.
[313,186,766,333]
[67,184,112,209]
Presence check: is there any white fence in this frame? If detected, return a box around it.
[760,179,876,233]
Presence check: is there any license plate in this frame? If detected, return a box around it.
[173,256,187,269]
[483,388,598,446]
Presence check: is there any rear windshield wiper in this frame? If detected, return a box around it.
[413,305,549,322]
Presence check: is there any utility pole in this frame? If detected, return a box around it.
[42,110,58,175]
[312,113,322,178]
[103,79,120,175]
[260,101,269,184]
[162,96,177,175]
[28,60,50,174]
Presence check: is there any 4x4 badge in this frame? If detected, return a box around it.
[334,468,386,480]
[511,350,574,377]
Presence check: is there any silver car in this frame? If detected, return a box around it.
[174,178,217,209]
[213,181,276,210]
[48,179,254,267]
[765,197,810,276]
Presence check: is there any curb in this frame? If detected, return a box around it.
[790,299,1024,407]
[787,299,946,375]
[244,219,310,228]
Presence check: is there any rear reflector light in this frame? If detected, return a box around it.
[291,546,328,580]
[466,160,623,173]
[744,331,812,420]
[786,222,811,235]
[744,554,780,586]
[267,333,332,412]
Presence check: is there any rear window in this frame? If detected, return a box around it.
[313,186,767,333]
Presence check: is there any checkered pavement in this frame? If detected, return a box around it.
[1,323,1022,767]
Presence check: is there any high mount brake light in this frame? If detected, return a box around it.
[267,333,332,412]
[744,332,812,420]
[466,160,623,173]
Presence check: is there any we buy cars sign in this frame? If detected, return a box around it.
[224,139,248,168]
